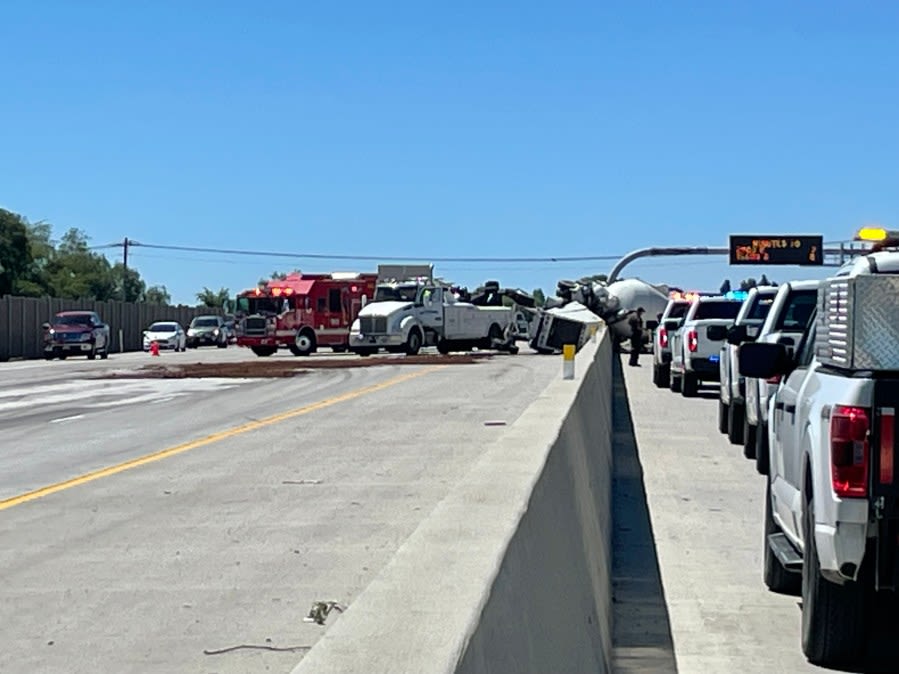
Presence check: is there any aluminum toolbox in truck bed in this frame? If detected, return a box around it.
[816,274,899,370]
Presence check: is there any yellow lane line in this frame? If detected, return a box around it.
[0,366,441,511]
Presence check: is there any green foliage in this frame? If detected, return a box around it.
[196,286,230,308]
[532,288,546,307]
[3,208,161,302]
[0,209,33,296]
[144,285,171,305]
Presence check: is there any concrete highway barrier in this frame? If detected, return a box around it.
[292,331,614,674]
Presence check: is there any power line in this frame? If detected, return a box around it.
[123,241,624,264]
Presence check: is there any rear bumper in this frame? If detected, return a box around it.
[685,357,720,380]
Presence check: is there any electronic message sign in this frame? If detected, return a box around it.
[729,235,824,266]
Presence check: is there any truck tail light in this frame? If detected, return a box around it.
[830,405,870,498]
[659,327,669,348]
[879,408,895,485]
[687,329,698,353]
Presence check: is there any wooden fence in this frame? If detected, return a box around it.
[0,295,221,361]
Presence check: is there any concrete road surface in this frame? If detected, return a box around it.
[0,350,559,673]
[621,353,828,673]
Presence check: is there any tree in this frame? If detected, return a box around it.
[0,209,33,296]
[532,288,546,307]
[719,279,732,294]
[196,286,230,308]
[144,285,171,305]
[44,228,117,300]
[112,262,146,302]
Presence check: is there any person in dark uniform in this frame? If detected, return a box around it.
[628,307,645,366]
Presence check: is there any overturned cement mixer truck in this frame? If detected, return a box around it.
[529,277,670,354]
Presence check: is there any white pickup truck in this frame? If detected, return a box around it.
[349,283,516,356]
[669,295,742,397]
[717,286,778,448]
[743,280,819,474]
[652,296,690,389]
[739,244,899,668]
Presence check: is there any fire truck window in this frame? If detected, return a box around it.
[317,297,326,312]
[328,288,341,313]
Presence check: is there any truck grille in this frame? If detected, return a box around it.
[243,316,267,336]
[360,316,388,334]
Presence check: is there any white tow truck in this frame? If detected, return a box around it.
[349,281,519,356]
[739,228,899,668]
[669,294,743,397]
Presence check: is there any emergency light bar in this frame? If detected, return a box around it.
[724,290,749,301]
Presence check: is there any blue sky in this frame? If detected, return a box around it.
[2,0,898,305]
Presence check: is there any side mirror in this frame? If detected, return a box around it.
[726,324,748,345]
[42,322,51,331]
[707,324,728,341]
[739,342,790,379]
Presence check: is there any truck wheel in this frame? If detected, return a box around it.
[44,353,54,361]
[681,373,698,397]
[101,347,109,359]
[484,323,503,350]
[718,401,729,434]
[437,339,451,355]
[764,478,800,595]
[405,329,422,356]
[756,422,770,475]
[727,402,744,445]
[289,330,316,357]
[332,345,347,353]
[669,373,682,393]
[743,415,757,460]
[87,346,97,361]
[251,346,276,357]
[658,363,670,388]
[801,487,868,667]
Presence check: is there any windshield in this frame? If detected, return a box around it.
[775,290,818,331]
[191,317,220,328]
[374,284,419,302]
[695,301,741,320]
[235,296,288,314]
[55,314,93,326]
[148,323,176,332]
[664,302,689,319]
[747,296,775,320]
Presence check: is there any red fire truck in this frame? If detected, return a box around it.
[229,272,378,357]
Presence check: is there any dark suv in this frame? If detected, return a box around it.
[186,315,228,348]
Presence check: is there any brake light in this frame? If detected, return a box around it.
[687,329,698,353]
[880,408,895,485]
[831,405,870,498]
[659,327,669,348]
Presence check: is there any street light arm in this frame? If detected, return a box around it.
[607,247,730,283]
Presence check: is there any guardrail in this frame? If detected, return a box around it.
[0,295,221,361]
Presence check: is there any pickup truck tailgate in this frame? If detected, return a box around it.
[871,379,899,590]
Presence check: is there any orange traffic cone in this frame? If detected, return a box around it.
[150,341,160,356]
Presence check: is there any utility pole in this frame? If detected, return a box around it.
[122,237,131,301]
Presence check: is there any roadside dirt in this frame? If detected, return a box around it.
[97,353,491,379]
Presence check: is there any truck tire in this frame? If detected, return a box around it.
[251,346,277,357]
[755,423,770,475]
[289,329,316,357]
[801,487,868,668]
[669,373,682,393]
[332,345,347,353]
[681,373,698,397]
[484,323,503,350]
[743,415,757,459]
[764,479,800,595]
[405,329,422,356]
[652,364,660,386]
[727,402,744,445]
[437,339,451,355]
[718,401,729,434]
[87,345,97,360]
[657,363,670,388]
